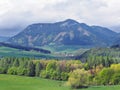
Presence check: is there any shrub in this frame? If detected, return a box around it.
[7,67,18,75]
[40,70,49,78]
[0,67,5,74]
[111,71,120,85]
[61,72,68,81]
[67,69,90,89]
[96,68,114,85]
[17,67,28,76]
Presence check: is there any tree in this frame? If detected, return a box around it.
[13,58,19,67]
[96,68,114,85]
[7,67,18,75]
[17,67,27,76]
[46,61,57,78]
[110,64,120,85]
[40,70,49,78]
[61,72,68,81]
[67,69,90,89]
[35,62,42,76]
[27,61,35,76]
[111,72,120,85]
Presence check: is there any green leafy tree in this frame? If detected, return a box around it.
[7,67,18,75]
[67,69,90,89]
[35,62,42,76]
[96,68,114,85]
[13,59,19,67]
[27,61,35,76]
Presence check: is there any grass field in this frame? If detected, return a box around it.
[0,74,120,90]
[0,74,68,90]
[0,46,55,59]
[0,46,88,60]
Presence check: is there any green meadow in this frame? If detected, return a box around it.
[0,74,120,90]
[0,46,55,58]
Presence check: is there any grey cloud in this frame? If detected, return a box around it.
[0,0,120,36]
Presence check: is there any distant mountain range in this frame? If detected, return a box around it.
[0,36,9,42]
[8,19,119,47]
[110,26,120,33]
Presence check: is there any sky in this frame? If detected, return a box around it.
[0,0,120,36]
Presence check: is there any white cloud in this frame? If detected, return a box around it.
[0,0,120,36]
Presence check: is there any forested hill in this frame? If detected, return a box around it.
[0,42,51,54]
[75,47,120,62]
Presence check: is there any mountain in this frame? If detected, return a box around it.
[0,36,10,42]
[112,33,120,45]
[110,25,120,33]
[8,19,118,47]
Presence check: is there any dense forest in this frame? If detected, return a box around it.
[76,47,120,62]
[0,57,120,89]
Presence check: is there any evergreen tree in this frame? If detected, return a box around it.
[35,62,42,76]
[13,58,19,67]
[27,61,35,76]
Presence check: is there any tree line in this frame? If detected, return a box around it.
[0,57,120,89]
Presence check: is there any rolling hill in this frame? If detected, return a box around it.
[75,46,120,62]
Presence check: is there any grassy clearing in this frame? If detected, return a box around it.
[0,74,68,90]
[0,74,120,90]
[0,46,55,59]
[0,46,88,59]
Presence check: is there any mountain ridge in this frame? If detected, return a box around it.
[8,19,118,47]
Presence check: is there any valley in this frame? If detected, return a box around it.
[1,19,120,60]
[0,0,120,90]
[0,19,120,90]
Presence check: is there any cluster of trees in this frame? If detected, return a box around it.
[0,57,83,81]
[79,48,120,62]
[1,57,120,89]
[67,63,120,88]
[94,64,120,85]
[85,56,118,69]
[0,57,31,75]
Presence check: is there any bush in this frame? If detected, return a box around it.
[17,67,28,76]
[61,72,68,81]
[67,69,90,89]
[96,68,114,85]
[40,70,49,78]
[50,70,61,80]
[7,67,18,75]
[111,71,120,85]
[0,67,5,74]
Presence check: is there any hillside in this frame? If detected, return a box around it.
[0,36,9,42]
[0,46,55,59]
[8,19,117,47]
[76,47,120,62]
[0,42,51,54]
